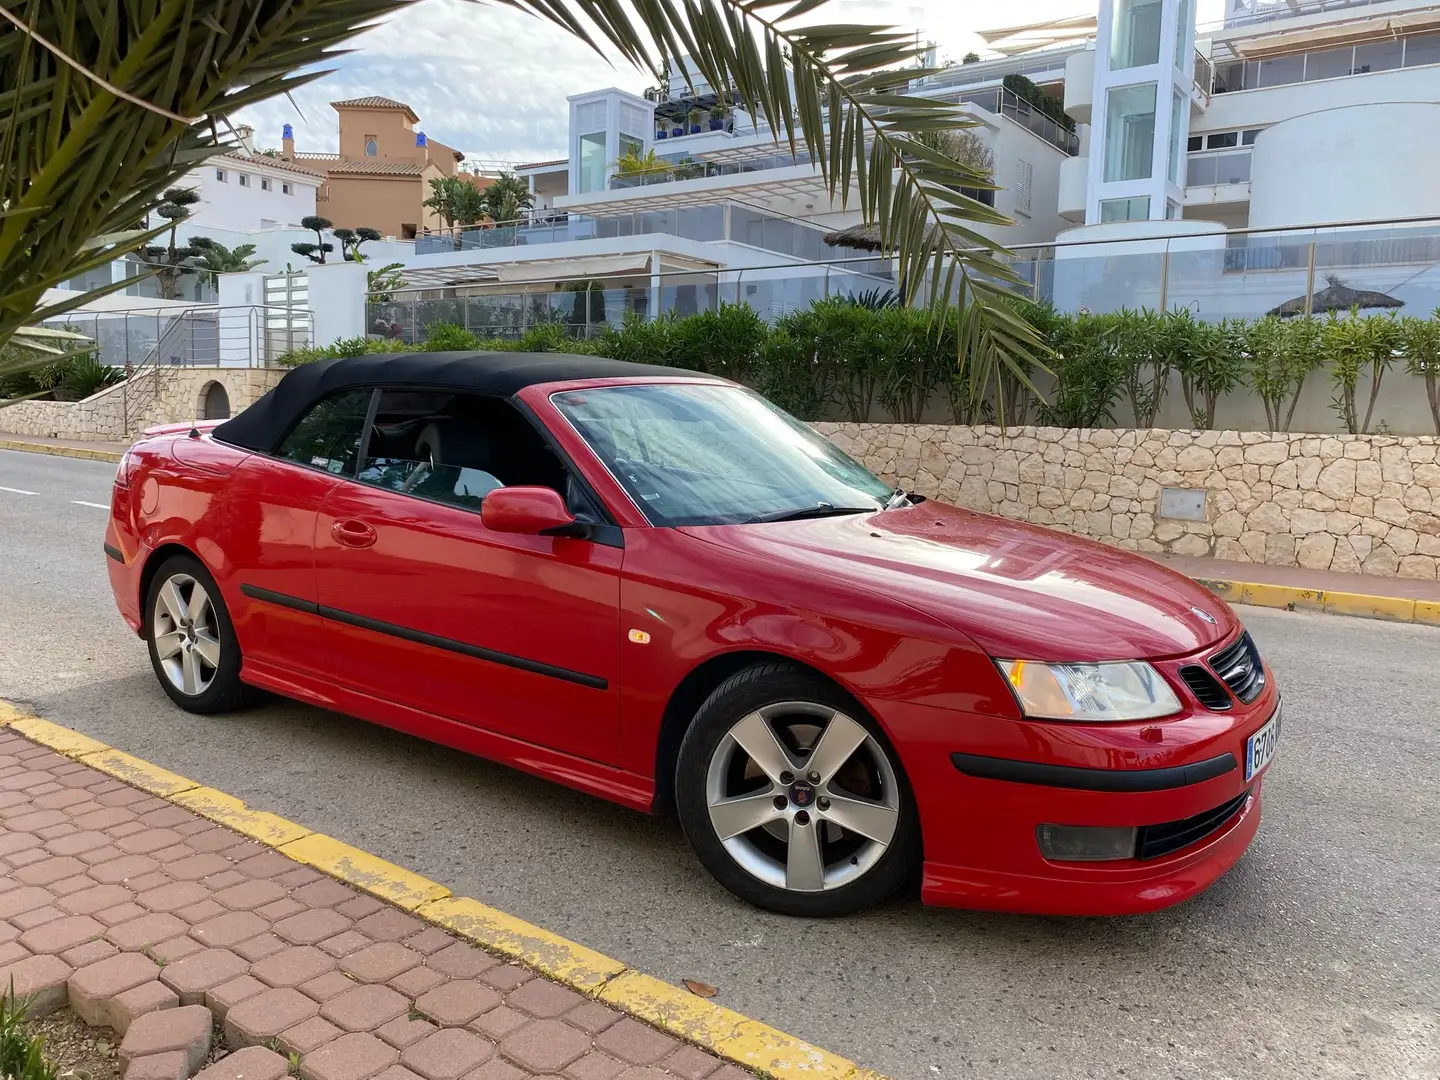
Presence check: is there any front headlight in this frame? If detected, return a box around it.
[997,659,1180,721]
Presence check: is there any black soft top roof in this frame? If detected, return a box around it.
[212,351,715,453]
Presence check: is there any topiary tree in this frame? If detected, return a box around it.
[292,215,334,264]
[136,188,203,299]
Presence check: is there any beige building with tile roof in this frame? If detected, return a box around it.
[281,97,489,239]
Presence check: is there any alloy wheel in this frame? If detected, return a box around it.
[151,573,221,697]
[705,701,900,893]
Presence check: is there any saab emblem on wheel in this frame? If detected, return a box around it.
[789,781,816,807]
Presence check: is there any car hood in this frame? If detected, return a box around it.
[683,502,1238,662]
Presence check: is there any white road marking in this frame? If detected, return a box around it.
[0,486,38,495]
[72,500,110,510]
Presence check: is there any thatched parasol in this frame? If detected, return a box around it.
[1268,274,1404,318]
[823,223,887,252]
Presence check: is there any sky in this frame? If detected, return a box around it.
[234,0,1223,166]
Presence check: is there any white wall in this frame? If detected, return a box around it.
[188,160,319,231]
[987,121,1070,246]
[1248,102,1440,229]
[1196,63,1440,135]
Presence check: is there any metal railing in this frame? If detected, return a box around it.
[609,150,816,189]
[48,305,310,371]
[1199,0,1396,33]
[1207,28,1439,93]
[1185,148,1253,186]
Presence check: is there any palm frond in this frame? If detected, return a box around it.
[494,0,1047,409]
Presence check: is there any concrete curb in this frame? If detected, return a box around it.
[1195,577,1440,627]
[0,702,877,1080]
[0,437,124,462]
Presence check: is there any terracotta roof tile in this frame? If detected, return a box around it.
[216,152,326,180]
[323,159,424,176]
[330,97,420,121]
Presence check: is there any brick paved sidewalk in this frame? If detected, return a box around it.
[0,729,749,1080]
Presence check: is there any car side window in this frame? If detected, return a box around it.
[356,391,577,516]
[273,389,374,475]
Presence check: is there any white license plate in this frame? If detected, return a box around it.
[1245,704,1282,781]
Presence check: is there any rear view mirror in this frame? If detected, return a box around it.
[481,486,581,537]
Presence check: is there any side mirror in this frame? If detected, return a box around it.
[481,486,581,537]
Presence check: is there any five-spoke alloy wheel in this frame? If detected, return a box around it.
[144,555,253,714]
[677,663,919,916]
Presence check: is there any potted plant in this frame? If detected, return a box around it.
[671,118,685,137]
[656,126,668,140]
[688,108,702,134]
[709,109,726,131]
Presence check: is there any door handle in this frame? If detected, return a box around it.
[331,519,377,548]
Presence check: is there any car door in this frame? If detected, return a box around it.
[314,389,623,765]
[222,387,374,685]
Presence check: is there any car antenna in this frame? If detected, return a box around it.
[188,418,201,439]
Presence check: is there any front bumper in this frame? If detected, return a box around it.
[873,658,1279,915]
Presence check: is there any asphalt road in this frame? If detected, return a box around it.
[1,447,1436,1080]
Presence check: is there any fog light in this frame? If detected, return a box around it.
[1036,824,1137,862]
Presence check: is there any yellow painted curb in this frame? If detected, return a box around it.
[279,833,451,912]
[0,438,123,463]
[0,703,883,1080]
[419,896,625,994]
[1416,600,1440,626]
[1194,576,1439,625]
[1321,590,1416,622]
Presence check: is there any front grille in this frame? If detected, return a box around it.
[1136,789,1250,860]
[1178,665,1231,711]
[1209,631,1265,704]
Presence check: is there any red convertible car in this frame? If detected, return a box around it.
[104,353,1280,917]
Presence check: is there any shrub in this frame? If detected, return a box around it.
[55,355,125,401]
[1246,316,1323,432]
[668,303,768,382]
[423,324,481,352]
[1178,317,1247,430]
[1398,311,1440,435]
[1323,308,1401,434]
[1038,312,1126,428]
[515,322,573,353]
[0,986,59,1080]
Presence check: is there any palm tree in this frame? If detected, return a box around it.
[480,173,535,227]
[188,238,267,288]
[0,0,1041,398]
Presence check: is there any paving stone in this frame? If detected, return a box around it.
[76,845,126,867]
[426,945,496,981]
[18,913,104,955]
[563,1054,627,1080]
[119,1003,214,1074]
[215,881,288,912]
[61,883,134,915]
[225,986,320,1048]
[400,929,453,957]
[91,855,163,885]
[194,1046,290,1080]
[657,1046,723,1080]
[256,898,305,923]
[187,831,249,855]
[139,882,212,914]
[505,979,582,1019]
[97,902,149,928]
[61,803,108,820]
[233,851,296,880]
[129,872,174,894]
[13,905,63,930]
[75,807,139,830]
[164,853,233,882]
[321,984,409,1032]
[275,909,352,946]
[319,931,372,959]
[387,966,445,999]
[415,982,500,1028]
[139,806,194,829]
[35,789,93,811]
[0,833,41,858]
[277,868,323,889]
[377,1017,437,1051]
[613,1066,671,1080]
[373,1068,426,1080]
[8,810,70,832]
[0,920,16,943]
[50,873,96,896]
[16,855,89,887]
[354,910,424,943]
[594,1019,678,1066]
[151,936,205,964]
[69,951,159,1025]
[498,1019,591,1073]
[173,820,216,838]
[177,900,229,927]
[0,886,55,919]
[191,911,270,949]
[476,966,529,994]
[205,974,267,1022]
[563,1002,621,1035]
[335,897,383,921]
[298,970,357,1004]
[693,1066,750,1080]
[280,1015,344,1055]
[251,946,335,989]
[109,980,180,1035]
[342,944,419,984]
[234,934,288,962]
[299,1031,399,1080]
[468,1007,527,1041]
[294,880,355,909]
[108,913,188,950]
[400,1028,494,1080]
[7,849,50,869]
[463,1060,526,1080]
[123,1050,189,1080]
[62,938,119,969]
[159,947,249,1005]
[117,829,187,856]
[0,941,30,967]
[200,871,248,893]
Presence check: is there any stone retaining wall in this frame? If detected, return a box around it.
[0,367,283,441]
[817,424,1440,580]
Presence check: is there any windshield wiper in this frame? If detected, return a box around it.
[745,503,879,525]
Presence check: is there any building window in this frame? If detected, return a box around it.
[1304,47,1352,82]
[238,173,249,187]
[1255,54,1304,87]
[365,137,378,156]
[1173,0,1191,72]
[1241,128,1261,145]
[282,182,292,195]
[1187,135,1202,152]
[618,133,644,163]
[1206,131,1238,149]
[216,169,227,182]
[578,132,606,193]
[1167,91,1185,185]
[1353,39,1403,75]
[1014,160,1033,215]
[1100,196,1150,223]
[1109,0,1163,71]
[1166,199,1182,220]
[1103,83,1157,182]
[1406,32,1440,67]
[260,177,271,192]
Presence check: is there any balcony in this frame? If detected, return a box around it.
[609,150,816,190]
[1063,49,1095,125]
[1058,155,1088,221]
[1185,148,1253,186]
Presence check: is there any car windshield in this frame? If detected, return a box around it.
[551,382,893,527]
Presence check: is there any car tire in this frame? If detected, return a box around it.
[675,662,920,917]
[144,554,254,714]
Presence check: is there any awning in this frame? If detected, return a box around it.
[493,253,654,283]
[1228,9,1440,57]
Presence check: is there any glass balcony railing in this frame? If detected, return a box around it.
[1185,149,1252,187]
[1208,30,1440,94]
[609,150,817,189]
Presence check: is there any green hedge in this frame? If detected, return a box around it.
[274,300,1440,435]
